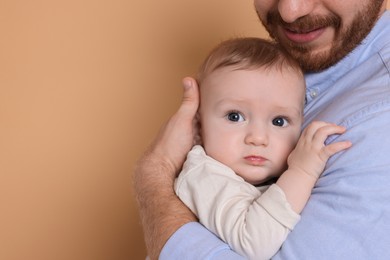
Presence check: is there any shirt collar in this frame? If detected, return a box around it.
[305,10,390,97]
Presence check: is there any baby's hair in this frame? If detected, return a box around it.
[197,37,303,84]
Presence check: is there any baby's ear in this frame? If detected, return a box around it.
[193,111,202,145]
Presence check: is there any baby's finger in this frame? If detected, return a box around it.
[321,140,352,160]
[301,121,332,139]
[312,124,347,144]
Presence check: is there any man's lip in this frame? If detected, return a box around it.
[282,27,326,44]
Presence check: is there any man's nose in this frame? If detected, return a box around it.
[278,0,315,23]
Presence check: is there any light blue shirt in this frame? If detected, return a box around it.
[161,11,390,260]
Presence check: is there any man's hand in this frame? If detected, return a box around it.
[150,77,200,176]
[134,77,199,259]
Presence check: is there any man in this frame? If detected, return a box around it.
[135,0,390,259]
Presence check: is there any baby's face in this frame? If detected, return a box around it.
[199,66,305,185]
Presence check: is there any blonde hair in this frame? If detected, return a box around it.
[197,37,303,84]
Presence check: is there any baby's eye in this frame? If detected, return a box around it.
[272,117,289,127]
[226,111,245,122]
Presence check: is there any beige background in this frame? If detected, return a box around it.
[2,1,389,259]
[0,0,265,259]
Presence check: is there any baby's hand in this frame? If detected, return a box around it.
[287,121,352,179]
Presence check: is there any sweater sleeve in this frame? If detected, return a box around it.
[175,146,300,260]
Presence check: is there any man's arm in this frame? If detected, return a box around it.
[133,78,199,259]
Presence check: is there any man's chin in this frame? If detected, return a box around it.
[278,42,339,72]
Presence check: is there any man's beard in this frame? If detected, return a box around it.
[259,1,384,72]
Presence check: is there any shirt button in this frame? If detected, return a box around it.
[310,89,319,99]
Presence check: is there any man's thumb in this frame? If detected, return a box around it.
[179,77,199,116]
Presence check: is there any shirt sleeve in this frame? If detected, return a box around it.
[175,146,300,260]
[160,222,245,260]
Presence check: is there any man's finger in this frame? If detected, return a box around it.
[178,77,199,118]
